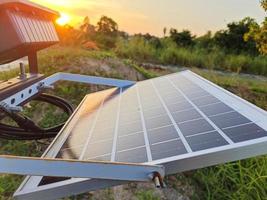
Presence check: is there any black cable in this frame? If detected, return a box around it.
[0,93,74,140]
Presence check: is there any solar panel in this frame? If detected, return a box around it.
[15,70,267,200]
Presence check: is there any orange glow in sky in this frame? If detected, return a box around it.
[56,13,70,26]
[30,0,265,36]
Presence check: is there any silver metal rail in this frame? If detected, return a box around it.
[0,155,164,182]
[2,72,135,107]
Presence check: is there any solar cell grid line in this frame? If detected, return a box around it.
[208,110,236,118]
[52,95,94,155]
[136,84,153,162]
[111,88,122,161]
[189,72,266,126]
[167,76,234,145]
[78,92,108,160]
[54,97,101,160]
[150,80,192,153]
[83,90,121,160]
[222,121,254,131]
[185,129,218,138]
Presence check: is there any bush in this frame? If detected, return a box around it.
[115,37,267,76]
[115,37,157,62]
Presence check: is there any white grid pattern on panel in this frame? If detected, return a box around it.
[111,88,123,161]
[136,85,153,162]
[167,76,234,145]
[79,95,107,160]
[150,80,192,153]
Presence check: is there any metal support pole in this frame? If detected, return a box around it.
[28,52,38,74]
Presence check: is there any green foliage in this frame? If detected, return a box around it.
[194,31,214,51]
[90,16,120,48]
[214,17,258,54]
[57,15,119,49]
[0,140,44,198]
[136,190,160,200]
[57,25,84,46]
[169,29,195,47]
[96,16,118,35]
[163,27,167,37]
[92,33,118,49]
[194,158,267,199]
[38,47,115,75]
[245,1,267,55]
[124,59,157,79]
[116,37,267,76]
[115,36,157,61]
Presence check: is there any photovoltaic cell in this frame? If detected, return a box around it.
[210,111,251,129]
[116,146,148,163]
[187,131,228,151]
[147,125,179,144]
[223,123,267,143]
[199,102,233,116]
[150,139,187,160]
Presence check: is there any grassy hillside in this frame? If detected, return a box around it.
[0,47,266,200]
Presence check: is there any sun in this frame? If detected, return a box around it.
[56,13,70,26]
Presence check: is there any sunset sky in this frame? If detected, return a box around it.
[31,0,266,36]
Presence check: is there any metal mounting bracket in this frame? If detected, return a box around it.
[2,72,136,107]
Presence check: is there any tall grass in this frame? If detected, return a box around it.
[115,37,267,76]
[194,157,267,200]
[115,37,157,62]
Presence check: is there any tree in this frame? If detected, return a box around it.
[214,17,258,54]
[80,16,95,34]
[245,0,267,54]
[262,0,267,10]
[169,29,195,47]
[93,16,119,48]
[163,27,167,37]
[195,31,214,51]
[76,16,96,44]
[96,16,118,35]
